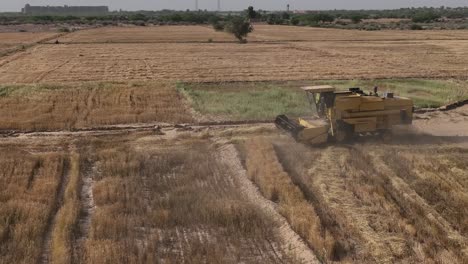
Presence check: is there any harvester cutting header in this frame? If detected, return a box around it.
[275,85,414,144]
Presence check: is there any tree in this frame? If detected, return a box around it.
[212,20,225,31]
[410,24,423,30]
[314,13,335,23]
[412,11,440,23]
[225,16,253,43]
[266,14,283,25]
[351,14,364,23]
[246,6,258,19]
[290,16,300,25]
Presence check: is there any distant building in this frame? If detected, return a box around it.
[22,4,109,15]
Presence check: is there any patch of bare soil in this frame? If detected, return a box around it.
[74,152,97,262]
[414,105,468,136]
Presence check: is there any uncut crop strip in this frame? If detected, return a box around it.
[78,137,297,263]
[240,138,332,262]
[0,82,193,131]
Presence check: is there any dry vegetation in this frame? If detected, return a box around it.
[0,24,467,264]
[82,137,295,263]
[55,25,236,43]
[0,134,315,263]
[0,26,467,83]
[242,138,335,262]
[251,24,468,41]
[0,143,67,264]
[1,129,467,263]
[238,136,468,263]
[0,82,192,131]
[47,25,468,43]
[0,32,59,56]
[50,152,81,264]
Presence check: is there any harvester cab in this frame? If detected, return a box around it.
[275,85,414,145]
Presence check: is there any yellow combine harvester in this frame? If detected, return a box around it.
[275,85,413,144]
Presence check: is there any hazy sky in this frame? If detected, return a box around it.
[1,0,467,12]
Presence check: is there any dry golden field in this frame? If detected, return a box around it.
[0,41,466,83]
[0,82,192,131]
[0,26,467,83]
[0,32,59,44]
[56,25,237,43]
[251,25,468,41]
[1,119,466,263]
[241,135,468,263]
[0,132,323,264]
[0,32,59,55]
[0,25,467,264]
[49,25,468,43]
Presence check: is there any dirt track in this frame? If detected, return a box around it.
[413,105,468,136]
[0,104,465,144]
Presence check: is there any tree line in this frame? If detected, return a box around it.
[1,6,467,25]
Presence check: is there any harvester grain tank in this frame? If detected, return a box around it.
[275,85,413,144]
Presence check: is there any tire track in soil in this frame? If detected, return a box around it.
[39,147,72,264]
[34,58,72,83]
[0,32,66,66]
[217,143,319,264]
[27,159,42,190]
[74,153,97,262]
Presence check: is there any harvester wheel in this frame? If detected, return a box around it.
[380,130,392,143]
[335,130,348,143]
[335,122,353,143]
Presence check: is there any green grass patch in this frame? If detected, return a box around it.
[179,79,468,120]
[178,82,314,120]
[0,83,78,97]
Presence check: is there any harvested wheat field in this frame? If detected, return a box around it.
[52,25,468,43]
[240,134,468,263]
[251,24,468,41]
[0,24,467,264]
[0,41,467,83]
[0,132,324,264]
[0,26,468,83]
[0,111,467,263]
[55,25,238,43]
[0,32,60,55]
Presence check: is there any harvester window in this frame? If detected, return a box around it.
[315,92,335,118]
